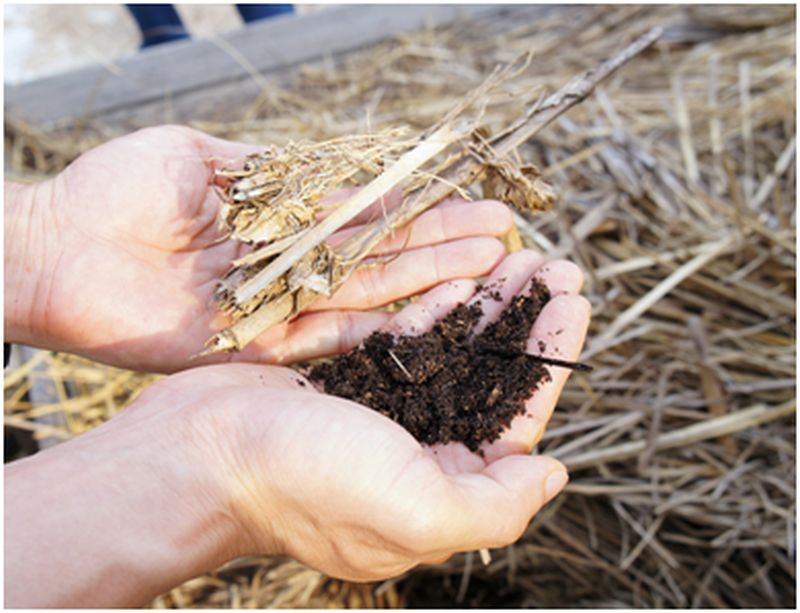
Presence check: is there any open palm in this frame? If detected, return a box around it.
[137,250,590,580]
[41,126,513,372]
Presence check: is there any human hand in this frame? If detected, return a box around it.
[5,251,588,607]
[4,125,513,373]
[160,250,590,581]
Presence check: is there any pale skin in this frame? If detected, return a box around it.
[4,125,515,373]
[4,126,591,608]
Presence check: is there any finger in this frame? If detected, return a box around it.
[482,294,591,461]
[191,129,266,174]
[185,188,237,248]
[328,200,513,256]
[467,249,544,333]
[235,309,392,365]
[476,260,585,458]
[529,259,584,298]
[384,279,478,336]
[434,455,568,551]
[309,237,506,312]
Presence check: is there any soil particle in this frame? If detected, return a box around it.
[476,278,505,302]
[309,278,556,453]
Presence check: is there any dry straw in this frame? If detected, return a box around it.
[4,3,795,608]
[203,27,660,355]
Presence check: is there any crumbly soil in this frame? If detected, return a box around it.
[308,279,554,452]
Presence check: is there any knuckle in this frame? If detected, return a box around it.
[430,244,446,282]
[352,268,386,307]
[336,311,358,353]
[430,206,448,243]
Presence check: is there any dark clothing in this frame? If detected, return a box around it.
[127,5,189,47]
[236,4,293,22]
[127,4,295,48]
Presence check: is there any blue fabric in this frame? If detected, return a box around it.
[127,4,295,48]
[236,4,294,22]
[126,4,189,48]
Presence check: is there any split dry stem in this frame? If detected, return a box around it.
[204,27,662,355]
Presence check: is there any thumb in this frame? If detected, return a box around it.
[441,455,568,551]
[187,128,267,174]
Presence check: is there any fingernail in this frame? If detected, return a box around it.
[544,468,569,500]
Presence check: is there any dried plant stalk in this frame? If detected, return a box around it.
[217,129,414,244]
[203,27,662,355]
[213,129,416,317]
[338,27,663,263]
[233,122,470,305]
[562,400,796,471]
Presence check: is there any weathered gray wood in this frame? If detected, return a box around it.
[92,4,563,131]
[6,4,516,128]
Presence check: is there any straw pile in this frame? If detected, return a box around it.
[4,4,795,608]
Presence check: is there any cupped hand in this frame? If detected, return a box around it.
[24,125,513,372]
[127,250,590,582]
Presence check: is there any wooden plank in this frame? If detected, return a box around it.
[98,4,564,130]
[6,4,515,128]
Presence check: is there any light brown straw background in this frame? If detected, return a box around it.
[4,4,795,607]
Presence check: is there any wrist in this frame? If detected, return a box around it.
[106,393,248,592]
[4,180,61,347]
[166,385,286,561]
[4,392,243,607]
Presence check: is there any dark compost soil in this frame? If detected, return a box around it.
[310,278,587,452]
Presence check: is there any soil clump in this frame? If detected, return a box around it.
[310,279,573,452]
